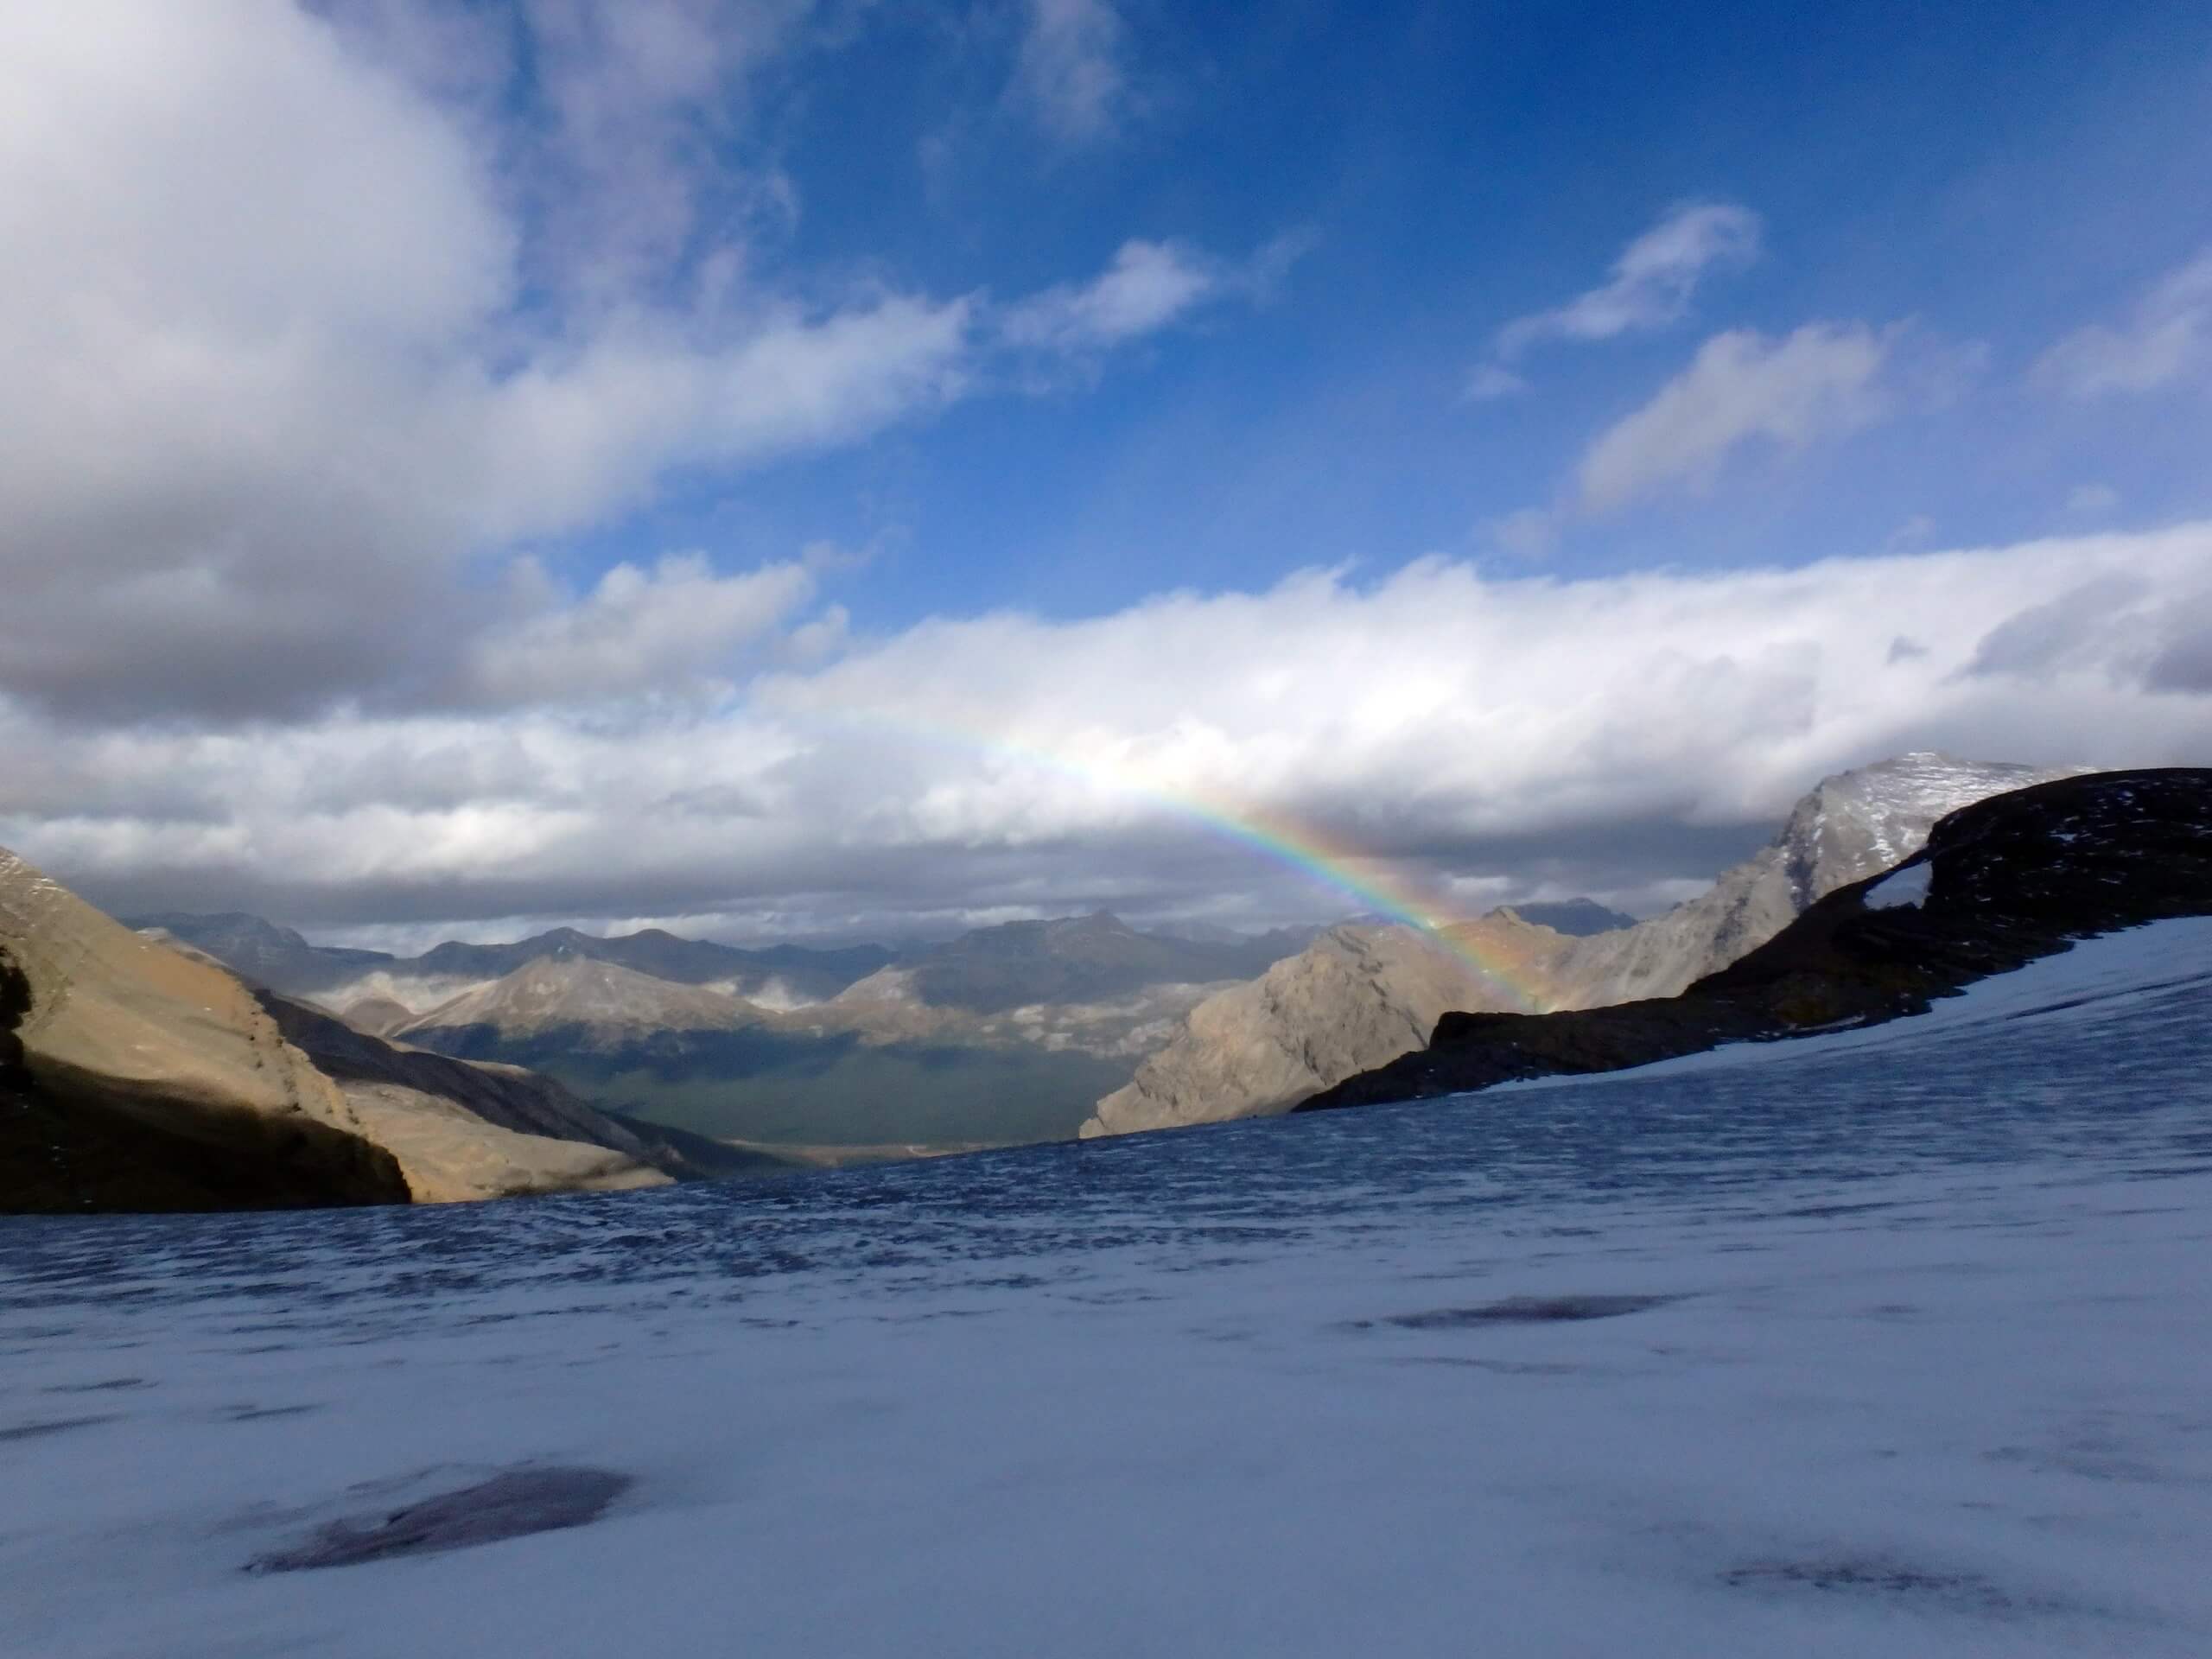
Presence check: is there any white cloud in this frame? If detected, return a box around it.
[1495,202,1762,360]
[463,555,819,706]
[1484,507,1560,561]
[0,3,1246,720]
[1464,364,1530,402]
[1003,240,1220,352]
[1576,322,1896,513]
[8,524,2209,933]
[2037,249,2212,397]
[1009,0,1130,144]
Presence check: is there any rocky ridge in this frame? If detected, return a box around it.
[3,847,700,1211]
[1083,754,2087,1137]
[1300,768,2212,1111]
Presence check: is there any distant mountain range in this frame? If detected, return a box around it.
[124,906,1332,1150]
[130,913,896,1007]
[12,753,2200,1214]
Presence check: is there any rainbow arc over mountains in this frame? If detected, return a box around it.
[798,705,1553,1013]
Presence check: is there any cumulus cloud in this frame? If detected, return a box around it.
[1576,322,1896,512]
[8,525,2209,935]
[0,3,1253,721]
[1008,0,1131,143]
[2037,248,2212,397]
[461,555,820,706]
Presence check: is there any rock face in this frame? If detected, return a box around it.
[1082,920,1560,1136]
[1301,768,2212,1111]
[3,847,690,1212]
[251,993,727,1200]
[1537,752,2088,1011]
[1083,754,2087,1137]
[3,849,408,1212]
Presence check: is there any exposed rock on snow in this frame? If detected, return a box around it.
[250,1467,632,1572]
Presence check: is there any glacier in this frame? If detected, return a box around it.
[3,920,2209,1656]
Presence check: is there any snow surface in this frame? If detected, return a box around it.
[1525,915,2212,1084]
[1864,861,1933,908]
[3,919,2212,1657]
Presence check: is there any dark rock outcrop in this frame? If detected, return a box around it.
[250,1466,632,1572]
[1300,769,2212,1113]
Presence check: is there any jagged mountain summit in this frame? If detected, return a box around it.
[1535,751,2093,1010]
[1082,753,2089,1138]
[1301,768,2212,1110]
[396,957,758,1047]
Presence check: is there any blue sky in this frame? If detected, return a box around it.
[1,0,2209,940]
[580,0,2212,624]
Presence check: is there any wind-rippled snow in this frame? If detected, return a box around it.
[3,923,2210,1657]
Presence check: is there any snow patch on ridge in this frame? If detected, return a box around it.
[1863,862,1931,910]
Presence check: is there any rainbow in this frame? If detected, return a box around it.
[781,705,1550,1012]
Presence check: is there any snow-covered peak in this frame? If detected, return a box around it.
[1777,753,2092,906]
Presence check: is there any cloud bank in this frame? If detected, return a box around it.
[7,525,2208,938]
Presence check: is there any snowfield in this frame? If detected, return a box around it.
[3,920,2209,1656]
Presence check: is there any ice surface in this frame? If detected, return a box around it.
[3,918,2211,1656]
[1864,861,1932,908]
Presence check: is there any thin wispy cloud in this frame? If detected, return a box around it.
[1002,239,1221,351]
[1576,321,1894,512]
[1469,201,1763,397]
[2037,247,2212,397]
[1009,0,1132,144]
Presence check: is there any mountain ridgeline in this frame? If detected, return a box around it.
[124,907,1328,1153]
[1081,753,2089,1136]
[1301,768,2212,1109]
[18,748,2192,1214]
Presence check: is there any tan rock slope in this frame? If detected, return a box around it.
[1083,753,2087,1137]
[2,845,671,1212]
